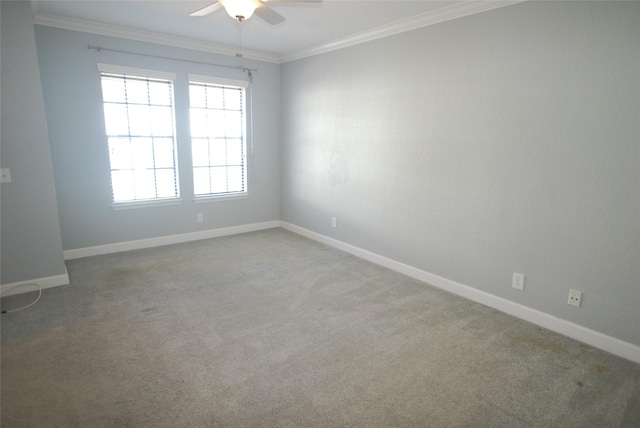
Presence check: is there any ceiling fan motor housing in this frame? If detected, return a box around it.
[221,0,259,21]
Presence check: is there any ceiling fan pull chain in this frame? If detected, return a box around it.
[235,17,244,59]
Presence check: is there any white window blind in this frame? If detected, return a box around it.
[99,65,179,204]
[188,76,248,198]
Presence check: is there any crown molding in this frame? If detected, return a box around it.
[280,0,527,63]
[33,13,280,64]
[33,1,526,65]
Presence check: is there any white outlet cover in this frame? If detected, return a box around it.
[512,273,525,290]
[568,289,582,307]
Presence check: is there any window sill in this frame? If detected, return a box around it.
[112,198,182,210]
[193,193,248,204]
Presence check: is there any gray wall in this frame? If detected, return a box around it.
[34,26,280,251]
[1,1,67,284]
[280,2,640,346]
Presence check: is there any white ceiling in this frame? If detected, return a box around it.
[32,1,522,63]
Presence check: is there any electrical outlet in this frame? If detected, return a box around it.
[197,213,203,223]
[512,272,525,291]
[568,289,582,307]
[331,216,337,228]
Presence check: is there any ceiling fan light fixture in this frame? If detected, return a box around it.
[220,0,259,20]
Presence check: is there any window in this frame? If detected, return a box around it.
[98,64,179,205]
[188,75,248,198]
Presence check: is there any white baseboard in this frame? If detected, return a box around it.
[64,221,281,260]
[1,269,70,297]
[280,221,640,364]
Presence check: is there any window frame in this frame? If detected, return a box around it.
[188,74,250,203]
[97,63,182,209]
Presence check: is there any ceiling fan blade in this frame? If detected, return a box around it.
[254,3,285,25]
[190,2,223,17]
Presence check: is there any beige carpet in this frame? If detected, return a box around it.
[2,228,639,427]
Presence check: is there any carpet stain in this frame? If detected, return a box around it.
[511,336,560,353]
[109,267,143,282]
[594,364,608,374]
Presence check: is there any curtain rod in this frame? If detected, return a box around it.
[87,45,259,74]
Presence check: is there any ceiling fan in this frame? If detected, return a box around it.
[190,0,322,25]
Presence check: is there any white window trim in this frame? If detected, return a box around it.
[98,63,176,81]
[100,64,181,205]
[192,193,248,204]
[112,197,183,211]
[188,74,249,88]
[188,76,249,198]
